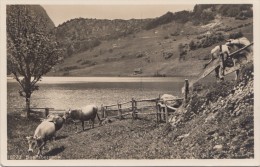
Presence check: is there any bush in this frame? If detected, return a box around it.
[136,52,145,58]
[61,66,79,71]
[164,36,169,39]
[171,32,179,36]
[108,48,113,53]
[81,60,97,66]
[81,60,91,65]
[76,59,82,63]
[229,31,244,39]
[189,40,196,50]
[191,32,224,51]
[162,52,173,59]
[205,81,235,102]
[145,11,191,30]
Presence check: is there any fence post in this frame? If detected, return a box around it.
[220,53,225,76]
[118,103,122,120]
[132,98,136,120]
[104,106,107,118]
[159,94,162,122]
[158,103,162,122]
[101,105,104,119]
[101,105,103,119]
[156,101,159,124]
[162,105,166,121]
[165,105,168,123]
[134,100,138,119]
[184,79,189,105]
[44,108,49,117]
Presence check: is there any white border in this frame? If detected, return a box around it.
[1,0,260,166]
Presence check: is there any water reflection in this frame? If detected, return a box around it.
[7,77,186,112]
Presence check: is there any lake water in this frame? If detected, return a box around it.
[7,77,190,112]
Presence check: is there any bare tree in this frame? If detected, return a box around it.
[7,5,63,117]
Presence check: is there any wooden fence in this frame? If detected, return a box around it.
[20,79,190,124]
[97,79,189,124]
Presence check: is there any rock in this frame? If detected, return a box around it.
[20,113,27,117]
[213,145,223,151]
[235,110,241,116]
[177,133,190,141]
[101,118,112,125]
[233,107,239,113]
[227,102,235,110]
[230,145,239,151]
[212,133,219,138]
[206,136,214,140]
[205,112,218,123]
[207,130,216,136]
[247,129,254,136]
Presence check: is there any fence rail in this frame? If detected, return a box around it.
[100,79,189,123]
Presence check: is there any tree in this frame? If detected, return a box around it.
[178,43,187,61]
[7,5,63,117]
[189,40,196,50]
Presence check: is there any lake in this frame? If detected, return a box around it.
[7,77,191,112]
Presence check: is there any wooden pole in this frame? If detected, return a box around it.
[132,98,135,120]
[118,103,122,120]
[158,103,162,122]
[101,105,104,119]
[163,106,166,121]
[134,100,138,119]
[104,106,107,118]
[44,108,49,117]
[229,42,253,57]
[158,94,162,122]
[184,79,189,105]
[156,101,159,124]
[165,105,168,123]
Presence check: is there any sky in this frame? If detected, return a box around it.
[42,5,195,27]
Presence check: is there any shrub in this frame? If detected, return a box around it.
[61,66,79,71]
[191,32,224,51]
[76,59,82,63]
[136,52,145,58]
[171,32,179,36]
[229,31,244,39]
[164,36,169,39]
[204,81,234,102]
[108,48,113,53]
[189,40,196,50]
[81,60,91,65]
[162,52,173,59]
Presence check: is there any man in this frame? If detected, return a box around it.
[203,44,230,80]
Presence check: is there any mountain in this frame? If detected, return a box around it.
[6,4,253,77]
[49,4,252,77]
[53,18,151,57]
[6,5,55,32]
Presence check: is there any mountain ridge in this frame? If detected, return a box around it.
[48,4,252,77]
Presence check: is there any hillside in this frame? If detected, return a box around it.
[5,4,253,77]
[49,16,253,77]
[53,18,150,57]
[7,63,254,159]
[47,4,253,77]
